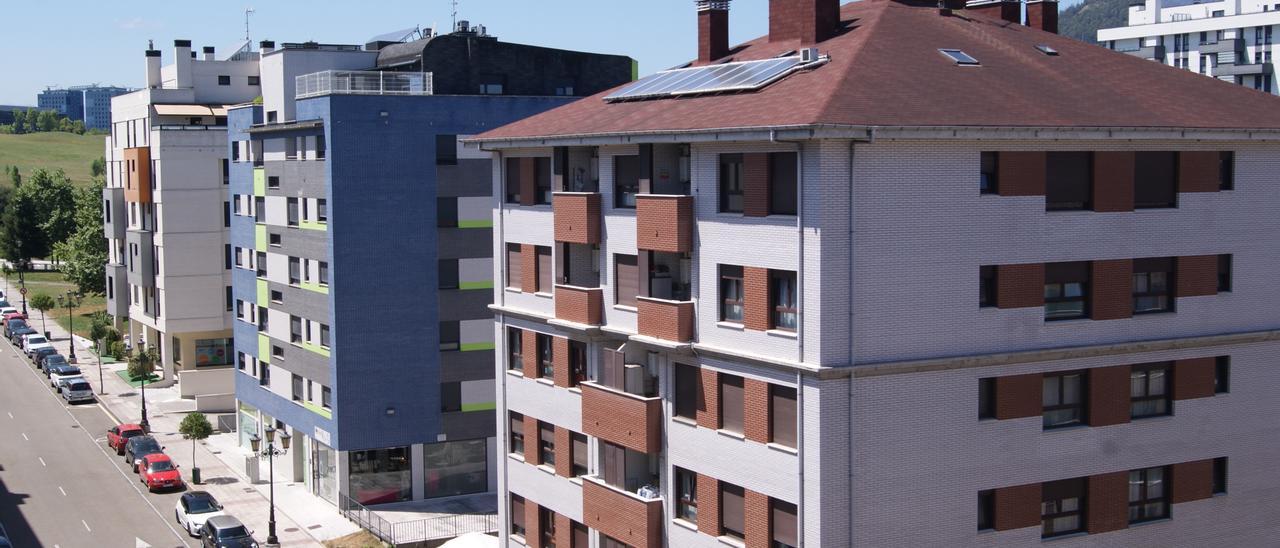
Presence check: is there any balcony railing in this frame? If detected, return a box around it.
[636,297,695,343]
[553,192,602,244]
[636,195,694,253]
[555,285,604,326]
[581,381,662,453]
[296,70,434,99]
[581,476,663,548]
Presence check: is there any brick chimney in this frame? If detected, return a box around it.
[769,0,841,44]
[967,0,1021,23]
[1026,0,1059,33]
[698,0,731,63]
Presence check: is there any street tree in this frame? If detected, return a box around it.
[52,179,106,293]
[178,412,214,480]
[28,292,54,333]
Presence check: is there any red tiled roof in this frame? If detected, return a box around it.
[477,0,1280,141]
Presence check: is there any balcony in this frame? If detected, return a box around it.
[636,297,694,343]
[555,285,603,326]
[1119,44,1165,61]
[581,382,661,453]
[125,229,155,288]
[1200,38,1244,54]
[105,264,128,317]
[1215,61,1273,76]
[122,147,152,204]
[635,195,693,253]
[102,187,126,240]
[581,477,663,548]
[553,192,601,244]
[295,70,433,99]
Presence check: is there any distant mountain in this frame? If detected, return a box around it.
[1060,0,1131,44]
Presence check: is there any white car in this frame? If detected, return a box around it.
[174,491,226,537]
[23,334,52,358]
[60,378,94,403]
[50,367,84,391]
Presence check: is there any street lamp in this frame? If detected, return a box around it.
[63,290,80,362]
[250,426,291,546]
[17,270,26,315]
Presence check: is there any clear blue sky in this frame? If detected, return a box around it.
[0,0,774,106]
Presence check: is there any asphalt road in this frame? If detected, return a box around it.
[0,335,195,548]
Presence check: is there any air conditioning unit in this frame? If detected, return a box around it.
[801,47,820,63]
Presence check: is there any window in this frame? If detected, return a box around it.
[770,385,797,448]
[510,494,526,537]
[439,321,460,351]
[422,439,486,498]
[479,82,504,95]
[720,483,746,540]
[980,152,999,194]
[292,374,303,401]
[720,265,744,322]
[571,522,588,548]
[270,290,283,303]
[770,270,798,331]
[288,257,300,285]
[504,157,522,204]
[769,152,798,215]
[259,363,269,386]
[539,507,556,548]
[439,382,462,411]
[674,363,698,420]
[772,500,798,548]
[614,155,639,208]
[316,134,325,160]
[1041,478,1085,537]
[675,467,698,522]
[719,154,745,213]
[218,75,231,86]
[979,265,996,308]
[1218,254,1232,292]
[1130,364,1171,418]
[1046,152,1092,210]
[268,176,280,189]
[536,421,556,466]
[1213,457,1228,494]
[1219,151,1234,190]
[285,137,297,160]
[322,386,331,409]
[1128,466,1169,523]
[247,75,260,86]
[225,243,232,269]
[435,134,458,165]
[254,197,265,222]
[437,198,458,228]
[977,489,995,531]
[615,254,639,307]
[439,259,459,289]
[1215,356,1230,394]
[286,198,299,227]
[571,432,588,477]
[268,233,281,247]
[568,340,587,387]
[272,345,284,359]
[290,315,302,343]
[509,412,525,455]
[536,246,552,293]
[1132,257,1174,314]
[507,327,523,371]
[1045,262,1089,320]
[1135,151,1177,208]
[537,333,553,378]
[534,158,552,205]
[318,261,329,285]
[318,199,327,222]
[1043,371,1085,429]
[319,324,330,348]
[506,244,522,289]
[719,374,744,434]
[978,377,995,419]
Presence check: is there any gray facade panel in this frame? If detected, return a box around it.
[268,280,329,324]
[438,290,491,321]
[436,159,492,198]
[441,410,495,439]
[103,187,126,240]
[106,263,128,317]
[265,340,330,383]
[125,229,154,287]
[270,227,328,263]
[440,350,494,383]
[438,228,493,260]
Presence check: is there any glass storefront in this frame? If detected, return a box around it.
[313,440,338,504]
[194,338,234,367]
[423,439,488,499]
[348,447,412,505]
[237,402,260,450]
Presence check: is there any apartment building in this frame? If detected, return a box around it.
[1098,0,1280,93]
[228,29,633,508]
[103,40,260,401]
[472,0,1280,546]
[39,85,131,130]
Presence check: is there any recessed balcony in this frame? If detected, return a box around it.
[553,192,601,244]
[581,381,661,453]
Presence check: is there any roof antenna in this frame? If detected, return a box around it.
[148,39,154,50]
[451,0,458,32]
[245,7,255,43]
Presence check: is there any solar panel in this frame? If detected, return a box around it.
[604,54,821,102]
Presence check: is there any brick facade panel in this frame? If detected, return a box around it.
[1174,357,1216,400]
[524,415,540,464]
[1091,259,1134,321]
[743,266,771,330]
[1088,365,1132,427]
[1093,151,1135,212]
[997,151,1046,197]
[1087,472,1130,534]
[554,513,573,548]
[696,473,721,535]
[581,383,661,454]
[744,489,771,548]
[636,297,695,342]
[521,244,538,294]
[636,195,693,253]
[744,153,770,217]
[993,483,1041,531]
[554,425,572,477]
[1179,151,1221,193]
[525,499,542,547]
[1176,254,1219,298]
[995,373,1042,420]
[996,263,1045,309]
[522,329,538,378]
[552,336,570,388]
[743,378,770,443]
[1172,459,1215,503]
[582,479,662,548]
[697,367,720,429]
[553,192,601,244]
[555,285,603,326]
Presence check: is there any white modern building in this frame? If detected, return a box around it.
[103,40,261,404]
[1098,0,1280,92]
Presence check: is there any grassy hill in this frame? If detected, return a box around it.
[0,132,105,187]
[1060,0,1130,44]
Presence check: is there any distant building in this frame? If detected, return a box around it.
[37,85,130,129]
[0,105,33,125]
[37,88,83,120]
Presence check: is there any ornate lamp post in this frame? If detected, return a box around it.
[250,426,291,546]
[56,291,81,362]
[17,270,26,315]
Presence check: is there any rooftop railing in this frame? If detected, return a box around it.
[296,70,433,99]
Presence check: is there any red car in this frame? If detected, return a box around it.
[139,453,183,492]
[108,423,146,455]
[2,312,25,322]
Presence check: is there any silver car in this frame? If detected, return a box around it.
[61,379,94,404]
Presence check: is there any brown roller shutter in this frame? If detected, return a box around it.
[995,373,1042,420]
[743,153,770,217]
[1091,259,1133,321]
[536,246,552,293]
[997,151,1047,197]
[1092,151,1135,212]
[1086,472,1130,534]
[1176,255,1219,297]
[993,483,1042,531]
[1178,151,1221,193]
[615,254,638,307]
[506,243,523,290]
[1088,365,1131,427]
[1171,459,1215,503]
[996,263,1045,309]
[1173,357,1216,400]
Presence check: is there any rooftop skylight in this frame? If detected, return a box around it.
[939,48,980,66]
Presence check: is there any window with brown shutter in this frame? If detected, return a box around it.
[571,432,588,477]
[615,254,638,307]
[534,157,552,205]
[1135,151,1177,209]
[536,246,552,293]
[770,385,797,448]
[537,333,553,378]
[538,421,555,465]
[770,270,798,331]
[568,340,587,387]
[509,412,524,455]
[600,441,626,489]
[571,521,588,548]
[1130,363,1171,419]
[720,265,744,322]
[719,375,745,434]
[772,500,798,548]
[1043,371,1086,429]
[1128,466,1169,523]
[1041,478,1086,538]
[539,507,555,547]
[510,494,526,536]
[720,483,746,540]
[1046,152,1092,210]
[506,243,522,289]
[719,154,745,213]
[675,467,698,522]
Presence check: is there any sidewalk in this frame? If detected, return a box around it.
[0,275,359,546]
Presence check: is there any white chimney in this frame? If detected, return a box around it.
[259,40,275,55]
[145,49,162,89]
[174,39,193,88]
[202,46,215,61]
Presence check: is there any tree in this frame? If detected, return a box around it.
[28,292,54,333]
[88,311,112,352]
[28,169,77,246]
[178,412,214,478]
[52,178,106,293]
[126,346,158,382]
[0,182,47,268]
[11,109,25,134]
[90,157,105,178]
[9,166,19,186]
[37,110,58,133]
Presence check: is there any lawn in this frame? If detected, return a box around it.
[0,132,105,187]
[3,270,106,341]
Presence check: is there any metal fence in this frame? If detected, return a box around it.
[296,70,434,99]
[339,494,498,545]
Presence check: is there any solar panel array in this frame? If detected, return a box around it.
[604,55,815,102]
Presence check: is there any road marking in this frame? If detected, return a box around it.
[21,432,28,440]
[38,456,46,467]
[6,411,11,419]
[82,519,91,532]
[98,401,121,425]
[59,485,67,496]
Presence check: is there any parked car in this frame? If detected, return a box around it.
[200,515,258,548]
[7,325,35,345]
[40,354,68,372]
[32,347,60,369]
[125,435,165,472]
[2,317,20,338]
[0,307,18,317]
[0,300,9,308]
[107,423,146,454]
[61,379,94,404]
[139,453,183,492]
[23,334,51,357]
[48,365,82,390]
[175,491,225,537]
[54,375,86,395]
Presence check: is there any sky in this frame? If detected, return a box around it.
[0,0,774,106]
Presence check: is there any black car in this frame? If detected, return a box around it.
[32,347,59,369]
[41,354,68,371]
[125,435,164,472]
[200,515,258,548]
[8,326,35,345]
[2,318,24,338]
